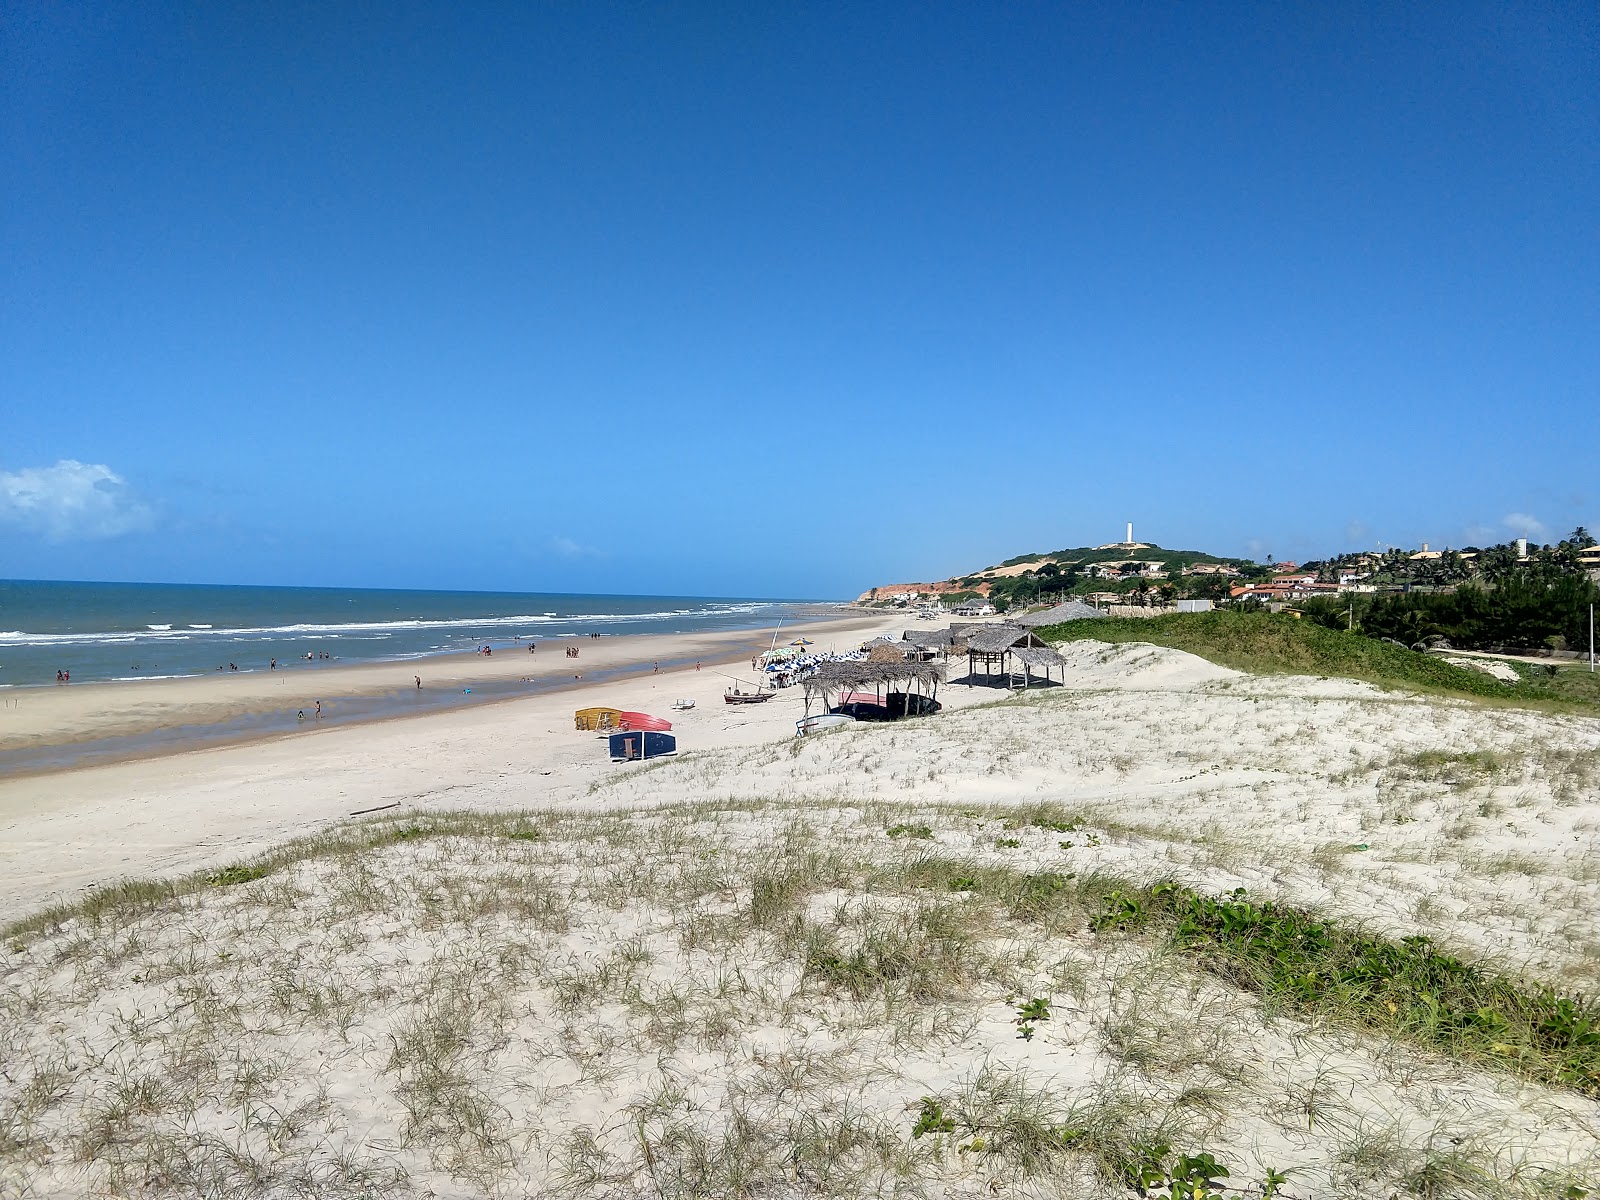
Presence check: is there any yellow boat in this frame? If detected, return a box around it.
[574,706,623,731]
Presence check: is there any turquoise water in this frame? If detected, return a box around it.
[0,580,821,687]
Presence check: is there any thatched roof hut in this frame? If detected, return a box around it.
[1015,600,1102,627]
[903,628,960,653]
[963,625,1067,689]
[802,659,945,714]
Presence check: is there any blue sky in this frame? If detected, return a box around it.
[3,2,1596,598]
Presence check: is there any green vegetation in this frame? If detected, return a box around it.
[993,544,1246,574]
[1089,882,1600,1097]
[894,854,1600,1100]
[910,1088,1294,1197]
[968,543,1251,611]
[9,799,1600,1197]
[1305,527,1596,590]
[205,864,268,887]
[1038,610,1596,708]
[1301,574,1600,655]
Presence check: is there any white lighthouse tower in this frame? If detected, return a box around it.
[1096,522,1151,551]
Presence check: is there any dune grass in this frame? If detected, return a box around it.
[1037,611,1594,709]
[7,802,1600,1197]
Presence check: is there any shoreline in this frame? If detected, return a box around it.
[0,608,871,780]
[0,607,918,918]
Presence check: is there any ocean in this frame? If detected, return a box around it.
[0,579,826,688]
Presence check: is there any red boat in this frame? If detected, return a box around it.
[617,711,672,731]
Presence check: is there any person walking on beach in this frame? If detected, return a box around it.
[415,675,422,689]
[271,659,277,671]
[55,670,63,684]
[315,700,322,718]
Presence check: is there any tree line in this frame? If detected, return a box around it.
[1301,529,1599,652]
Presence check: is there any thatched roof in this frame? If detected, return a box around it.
[903,628,959,650]
[867,641,912,662]
[1016,600,1102,627]
[963,624,1049,654]
[1011,644,1068,671]
[802,660,945,701]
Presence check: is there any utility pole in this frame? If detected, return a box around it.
[1348,603,1354,632]
[1590,603,1595,672]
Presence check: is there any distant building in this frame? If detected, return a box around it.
[1085,559,1167,579]
[951,599,996,617]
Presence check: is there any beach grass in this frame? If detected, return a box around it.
[1036,611,1597,710]
[5,796,1600,1198]
[8,628,1600,1198]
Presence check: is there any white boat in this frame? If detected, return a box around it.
[796,713,854,737]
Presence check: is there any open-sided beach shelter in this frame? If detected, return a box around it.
[574,706,623,731]
[963,625,1068,690]
[801,660,945,717]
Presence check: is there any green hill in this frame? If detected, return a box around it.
[985,543,1245,575]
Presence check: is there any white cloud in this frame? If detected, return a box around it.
[1502,512,1548,541]
[549,535,602,558]
[0,460,154,541]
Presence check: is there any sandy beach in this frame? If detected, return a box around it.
[0,609,875,772]
[3,625,1599,1197]
[0,607,914,915]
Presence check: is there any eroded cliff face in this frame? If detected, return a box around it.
[854,578,989,603]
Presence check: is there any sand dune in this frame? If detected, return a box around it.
[3,635,1599,1197]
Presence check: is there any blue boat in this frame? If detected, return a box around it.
[608,731,677,761]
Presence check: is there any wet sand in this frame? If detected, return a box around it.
[0,612,875,779]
